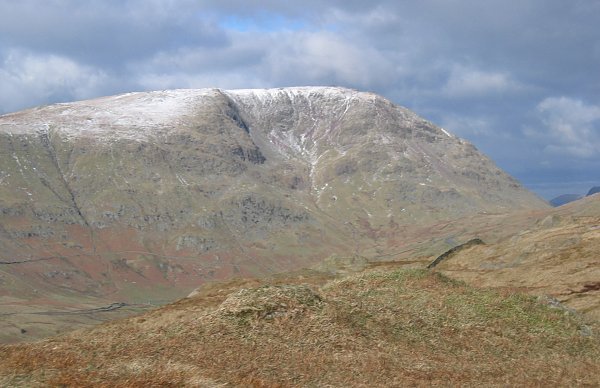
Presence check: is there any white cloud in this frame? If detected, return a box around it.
[0,49,109,113]
[442,65,521,97]
[530,96,600,158]
[262,31,397,88]
[134,29,399,92]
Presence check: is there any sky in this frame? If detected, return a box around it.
[0,0,598,200]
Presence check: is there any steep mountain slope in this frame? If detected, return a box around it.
[0,87,547,341]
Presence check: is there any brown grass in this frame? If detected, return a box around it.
[436,206,600,321]
[1,268,599,387]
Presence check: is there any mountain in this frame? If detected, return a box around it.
[0,87,548,342]
[549,193,583,207]
[549,186,600,207]
[588,186,600,196]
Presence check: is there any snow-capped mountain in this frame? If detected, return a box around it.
[0,87,547,341]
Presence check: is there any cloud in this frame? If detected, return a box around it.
[0,49,110,113]
[134,29,398,92]
[0,0,227,68]
[442,65,522,98]
[262,31,396,88]
[528,97,600,158]
[136,71,265,92]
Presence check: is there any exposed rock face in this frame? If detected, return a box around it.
[0,87,548,341]
[427,238,485,269]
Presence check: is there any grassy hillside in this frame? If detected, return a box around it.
[1,267,598,387]
[436,194,600,321]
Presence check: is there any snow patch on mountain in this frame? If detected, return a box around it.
[224,86,377,106]
[0,89,219,141]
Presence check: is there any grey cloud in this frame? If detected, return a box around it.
[0,1,228,67]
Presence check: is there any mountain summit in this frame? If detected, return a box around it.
[0,87,547,340]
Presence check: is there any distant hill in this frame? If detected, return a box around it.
[549,185,600,207]
[588,186,600,196]
[550,193,583,207]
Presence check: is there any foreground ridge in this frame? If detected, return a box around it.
[1,267,598,386]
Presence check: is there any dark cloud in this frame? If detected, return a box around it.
[0,1,228,67]
[0,0,598,198]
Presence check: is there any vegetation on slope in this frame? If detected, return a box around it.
[1,268,598,387]
[436,195,600,321]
